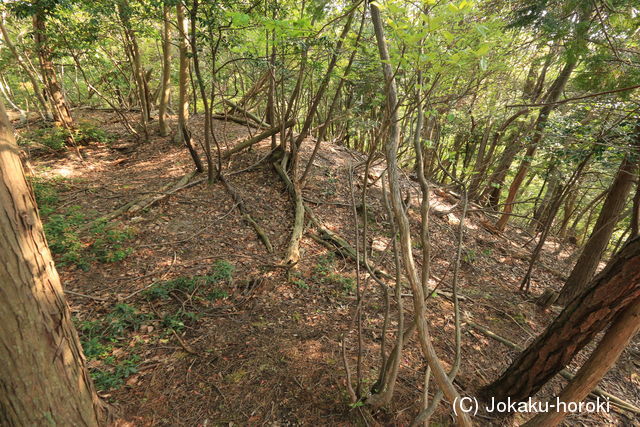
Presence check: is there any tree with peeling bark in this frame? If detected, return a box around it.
[0,99,104,426]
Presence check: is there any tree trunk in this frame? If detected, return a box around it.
[0,100,103,425]
[118,0,150,138]
[495,56,577,230]
[171,2,202,172]
[370,4,471,425]
[158,5,172,136]
[479,119,531,208]
[175,2,189,144]
[0,16,51,118]
[628,175,640,241]
[190,0,215,183]
[523,297,640,427]
[469,109,529,201]
[482,236,640,403]
[558,132,639,305]
[33,11,74,127]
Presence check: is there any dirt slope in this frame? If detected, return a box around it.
[20,111,640,426]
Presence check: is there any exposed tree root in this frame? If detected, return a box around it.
[465,320,640,415]
[272,155,304,264]
[219,174,273,253]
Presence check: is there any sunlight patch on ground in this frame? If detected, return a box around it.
[56,167,74,177]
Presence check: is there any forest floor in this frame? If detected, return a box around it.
[15,111,640,426]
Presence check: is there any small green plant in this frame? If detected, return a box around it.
[463,249,477,264]
[313,252,356,294]
[329,273,356,294]
[161,309,200,332]
[104,304,151,336]
[290,271,309,289]
[21,123,113,150]
[142,276,197,300]
[36,126,70,150]
[208,259,234,283]
[91,354,140,391]
[32,178,135,270]
[143,262,234,301]
[31,179,60,216]
[74,307,147,392]
[313,253,336,279]
[89,220,135,263]
[206,288,229,301]
[44,207,89,270]
[76,122,112,144]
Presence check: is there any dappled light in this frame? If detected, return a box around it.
[1,0,639,425]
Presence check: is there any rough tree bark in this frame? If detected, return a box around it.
[558,130,639,305]
[523,298,640,427]
[0,100,103,425]
[482,236,640,403]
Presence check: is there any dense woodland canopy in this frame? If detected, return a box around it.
[1,0,639,425]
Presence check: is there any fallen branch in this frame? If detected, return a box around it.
[222,99,269,127]
[171,329,198,355]
[64,289,108,302]
[212,113,263,129]
[79,170,200,231]
[225,120,295,158]
[465,320,640,415]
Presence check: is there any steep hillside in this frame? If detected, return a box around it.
[18,112,639,426]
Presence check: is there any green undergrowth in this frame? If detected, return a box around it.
[32,177,134,270]
[310,252,356,294]
[75,261,234,392]
[20,122,113,151]
[143,260,234,304]
[75,304,150,391]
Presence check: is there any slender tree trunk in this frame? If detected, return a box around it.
[495,57,578,230]
[189,0,215,183]
[174,1,203,172]
[118,0,150,138]
[482,236,640,403]
[480,119,532,208]
[370,4,471,425]
[0,100,103,426]
[158,5,172,136]
[558,132,639,305]
[469,109,529,201]
[33,11,73,127]
[628,177,640,241]
[176,2,189,143]
[0,16,50,118]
